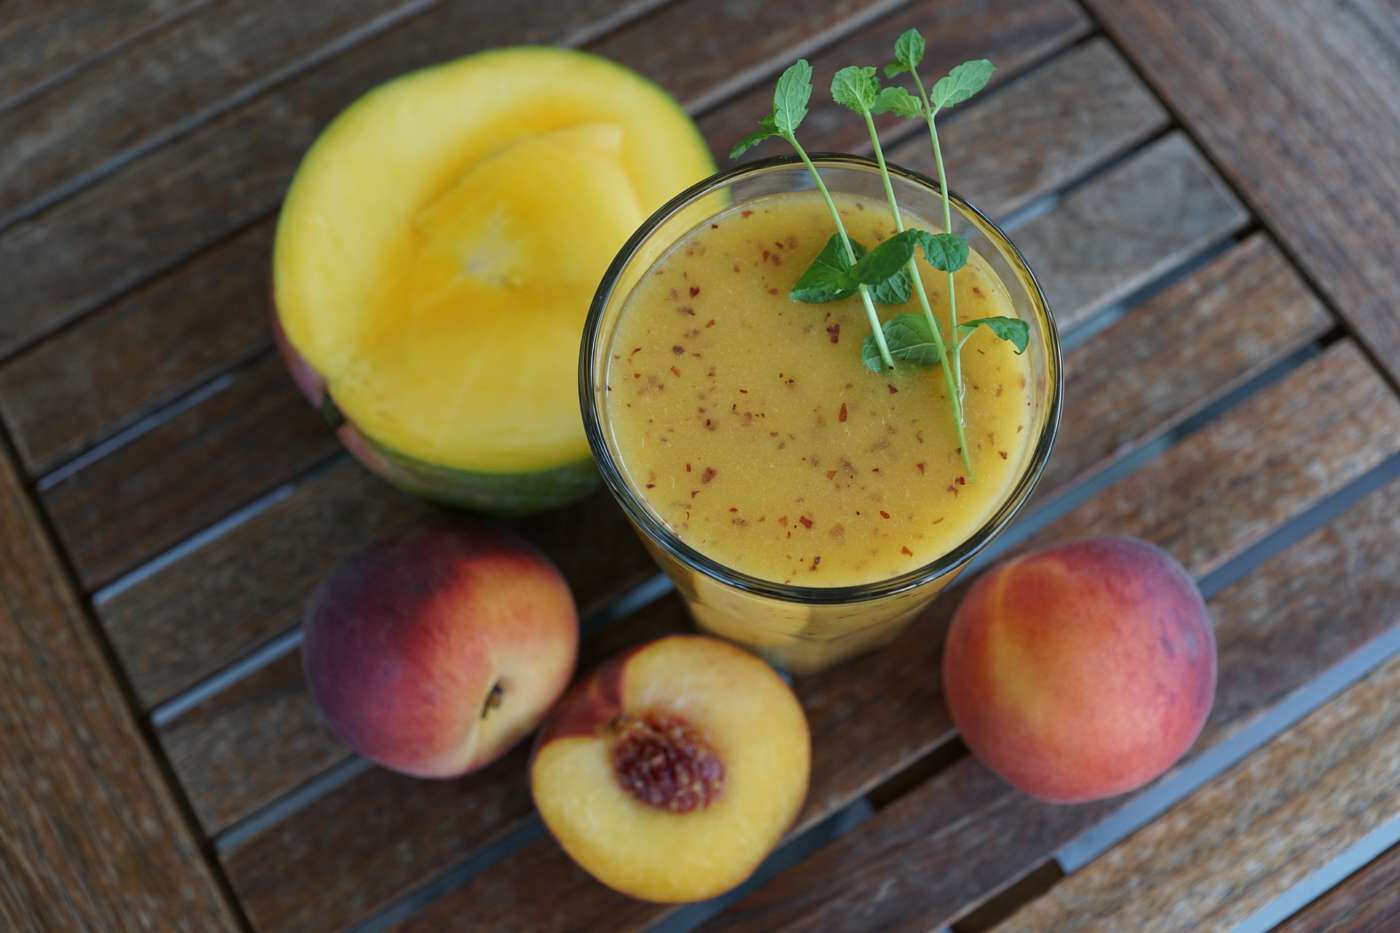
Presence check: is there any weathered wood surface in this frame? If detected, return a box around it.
[409,341,1397,932]
[884,38,1166,220]
[1012,133,1246,332]
[0,0,431,224]
[0,438,236,930]
[708,461,1400,932]
[1277,844,1400,933]
[152,112,1256,845]
[710,0,1090,161]
[0,0,198,107]
[0,0,1087,479]
[0,221,275,475]
[4,2,1398,929]
[1084,0,1400,383]
[44,353,335,590]
[1001,654,1400,932]
[1041,234,1330,495]
[0,0,898,360]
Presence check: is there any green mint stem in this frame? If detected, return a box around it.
[787,133,895,370]
[860,111,973,476]
[912,73,965,403]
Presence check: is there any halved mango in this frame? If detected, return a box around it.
[274,47,714,512]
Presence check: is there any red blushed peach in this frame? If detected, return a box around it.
[302,521,577,778]
[530,636,810,903]
[943,536,1215,803]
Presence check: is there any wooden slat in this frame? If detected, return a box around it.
[0,223,275,475]
[704,0,1091,163]
[1084,0,1400,383]
[0,437,236,930]
[37,126,1241,594]
[149,107,1252,841]
[1001,655,1400,932]
[699,347,1400,932]
[884,38,1166,219]
[0,0,430,225]
[44,353,336,590]
[1040,234,1330,494]
[1276,844,1400,933]
[161,232,1325,838]
[0,0,1094,480]
[0,0,196,107]
[0,0,895,361]
[1011,132,1245,332]
[430,342,1400,931]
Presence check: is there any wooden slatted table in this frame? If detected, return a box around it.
[2,1,1397,930]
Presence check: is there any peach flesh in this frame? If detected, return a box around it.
[944,536,1215,803]
[530,635,810,902]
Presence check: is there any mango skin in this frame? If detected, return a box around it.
[302,521,578,778]
[273,314,599,515]
[943,536,1215,803]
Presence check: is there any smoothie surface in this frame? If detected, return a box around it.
[604,191,1033,586]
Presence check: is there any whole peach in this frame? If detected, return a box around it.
[303,521,577,777]
[943,536,1215,803]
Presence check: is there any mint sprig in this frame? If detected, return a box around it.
[829,64,972,473]
[886,32,996,400]
[730,48,1028,481]
[729,60,897,370]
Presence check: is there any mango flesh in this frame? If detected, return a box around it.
[943,536,1216,803]
[274,48,714,488]
[302,522,578,778]
[531,636,811,902]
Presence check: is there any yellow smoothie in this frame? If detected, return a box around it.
[604,191,1033,590]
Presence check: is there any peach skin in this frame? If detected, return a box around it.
[943,536,1215,803]
[302,521,577,778]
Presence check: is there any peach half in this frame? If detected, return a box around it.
[943,536,1216,803]
[302,521,577,777]
[531,635,810,902]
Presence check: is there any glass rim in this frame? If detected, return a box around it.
[579,153,1063,605]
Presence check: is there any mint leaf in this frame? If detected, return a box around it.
[931,59,994,111]
[871,269,911,305]
[892,28,925,75]
[831,65,879,113]
[862,312,940,371]
[793,235,911,305]
[959,316,1029,353]
[791,234,857,303]
[872,85,922,118]
[910,230,969,273]
[849,230,916,287]
[729,114,779,159]
[773,59,813,136]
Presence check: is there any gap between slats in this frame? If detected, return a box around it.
[0,1,215,117]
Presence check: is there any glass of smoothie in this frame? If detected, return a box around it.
[581,155,1061,673]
